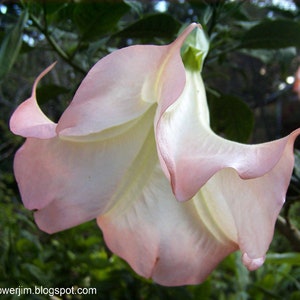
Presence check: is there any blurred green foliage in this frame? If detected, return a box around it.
[1,0,300,299]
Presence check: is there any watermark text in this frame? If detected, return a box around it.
[0,286,97,297]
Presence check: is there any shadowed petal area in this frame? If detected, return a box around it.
[9,63,57,139]
[14,107,155,233]
[98,162,237,287]
[156,70,300,201]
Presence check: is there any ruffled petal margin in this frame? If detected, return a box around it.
[156,71,300,202]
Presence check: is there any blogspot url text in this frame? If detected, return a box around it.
[0,286,97,297]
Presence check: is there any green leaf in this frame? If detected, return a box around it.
[44,2,68,16]
[291,291,300,300]
[266,253,300,266]
[240,20,300,49]
[240,47,297,64]
[115,13,181,39]
[0,8,28,80]
[188,279,211,300]
[208,93,254,143]
[22,263,50,284]
[73,1,130,41]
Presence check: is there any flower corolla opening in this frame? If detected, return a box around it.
[9,23,300,286]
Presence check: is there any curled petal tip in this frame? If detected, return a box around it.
[32,62,57,94]
[242,253,265,271]
[9,63,57,139]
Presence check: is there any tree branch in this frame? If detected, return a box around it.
[29,14,86,75]
[276,215,300,252]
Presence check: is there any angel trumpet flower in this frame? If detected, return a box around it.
[10,23,300,286]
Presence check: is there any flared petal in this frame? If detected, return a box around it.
[98,161,237,287]
[156,70,300,201]
[9,63,57,139]
[14,106,155,233]
[57,23,200,141]
[192,132,296,270]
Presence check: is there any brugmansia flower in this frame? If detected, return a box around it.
[10,23,300,286]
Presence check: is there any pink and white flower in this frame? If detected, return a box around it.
[10,23,300,286]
